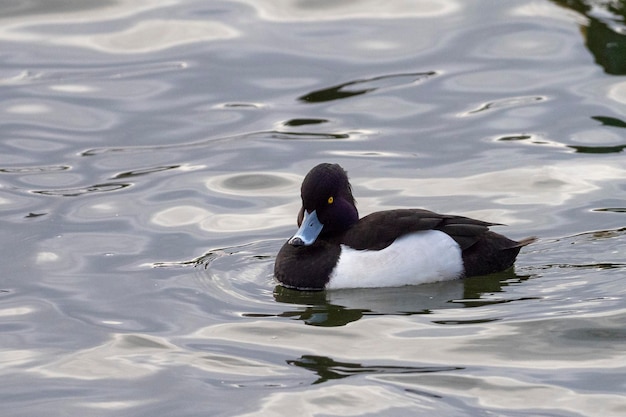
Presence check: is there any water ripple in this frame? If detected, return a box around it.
[461,95,548,116]
[111,165,181,180]
[80,128,372,156]
[32,182,131,197]
[0,164,70,174]
[244,0,461,21]
[0,61,188,86]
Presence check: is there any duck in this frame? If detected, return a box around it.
[274,163,535,290]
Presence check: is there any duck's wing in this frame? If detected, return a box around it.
[340,209,498,251]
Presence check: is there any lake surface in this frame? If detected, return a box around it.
[1,0,625,416]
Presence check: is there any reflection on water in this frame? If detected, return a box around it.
[569,143,626,153]
[238,0,461,21]
[569,115,626,153]
[592,115,626,128]
[362,161,626,210]
[0,0,115,18]
[271,270,534,327]
[0,1,239,53]
[552,0,626,75]
[298,72,438,103]
[287,354,462,385]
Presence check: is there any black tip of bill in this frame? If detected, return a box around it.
[288,236,305,247]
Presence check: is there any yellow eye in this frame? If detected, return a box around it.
[328,196,334,204]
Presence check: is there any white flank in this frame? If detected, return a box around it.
[327,230,464,289]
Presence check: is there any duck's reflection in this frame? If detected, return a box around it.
[272,269,533,326]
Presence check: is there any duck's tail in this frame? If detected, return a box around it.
[462,233,536,278]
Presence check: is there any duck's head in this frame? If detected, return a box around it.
[288,163,359,247]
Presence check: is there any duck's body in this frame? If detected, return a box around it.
[274,163,534,290]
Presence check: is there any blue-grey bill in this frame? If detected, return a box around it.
[288,210,323,246]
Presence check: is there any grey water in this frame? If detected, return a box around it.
[1,1,625,416]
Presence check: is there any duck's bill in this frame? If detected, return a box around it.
[288,209,323,247]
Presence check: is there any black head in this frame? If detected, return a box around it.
[296,163,359,238]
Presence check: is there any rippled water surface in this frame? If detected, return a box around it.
[2,1,626,416]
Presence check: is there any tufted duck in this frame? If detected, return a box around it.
[274,163,535,290]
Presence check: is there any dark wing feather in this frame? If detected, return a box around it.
[340,209,500,251]
[436,221,498,250]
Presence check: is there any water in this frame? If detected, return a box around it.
[1,0,625,416]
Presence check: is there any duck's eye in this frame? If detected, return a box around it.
[327,196,334,204]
